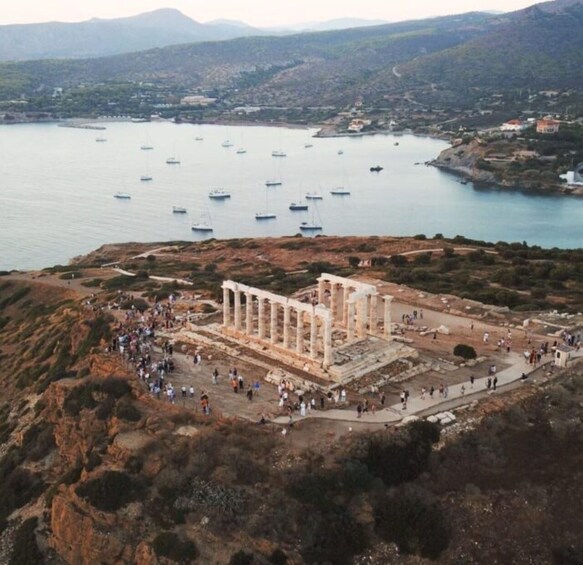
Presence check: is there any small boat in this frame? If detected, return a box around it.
[195,137,204,141]
[305,192,323,200]
[191,222,213,232]
[140,175,153,182]
[96,137,107,142]
[222,140,234,148]
[114,192,131,199]
[166,157,180,164]
[141,145,153,150]
[460,180,468,185]
[172,206,188,214]
[370,166,383,172]
[272,150,286,157]
[289,202,308,211]
[300,222,322,231]
[330,188,350,195]
[208,190,231,199]
[236,148,247,154]
[337,149,344,155]
[255,212,276,220]
[265,180,282,187]
[304,143,313,148]
[394,142,399,146]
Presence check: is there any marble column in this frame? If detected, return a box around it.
[384,296,393,339]
[296,311,304,354]
[283,306,291,349]
[323,318,332,367]
[222,287,231,326]
[347,300,356,341]
[330,283,339,322]
[310,314,318,359]
[318,279,326,304]
[234,290,242,331]
[258,298,266,339]
[357,297,368,338]
[270,302,278,345]
[245,292,253,335]
[369,294,378,335]
[343,285,351,326]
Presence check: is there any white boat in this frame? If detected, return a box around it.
[208,190,231,199]
[172,206,187,214]
[195,137,204,141]
[222,140,234,148]
[96,137,107,142]
[272,150,286,157]
[265,180,283,187]
[114,192,131,199]
[236,148,247,154]
[289,202,308,211]
[166,157,180,164]
[140,175,153,182]
[255,212,277,220]
[191,222,213,232]
[140,145,153,150]
[299,203,322,231]
[330,187,350,195]
[305,192,323,200]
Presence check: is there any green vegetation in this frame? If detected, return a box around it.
[76,471,146,512]
[152,532,198,563]
[9,517,43,565]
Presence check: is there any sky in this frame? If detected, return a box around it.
[0,0,539,27]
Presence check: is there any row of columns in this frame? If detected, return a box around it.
[317,275,393,341]
[223,283,332,367]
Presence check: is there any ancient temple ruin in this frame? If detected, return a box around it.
[221,274,415,383]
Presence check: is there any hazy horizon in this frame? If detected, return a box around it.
[0,0,539,27]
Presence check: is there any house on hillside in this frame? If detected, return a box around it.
[500,119,528,132]
[536,119,560,134]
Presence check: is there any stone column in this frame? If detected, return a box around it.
[258,298,266,339]
[347,300,356,341]
[323,318,332,367]
[234,290,242,331]
[343,285,351,326]
[318,278,326,304]
[384,296,393,339]
[369,294,378,335]
[222,287,231,326]
[296,311,304,354]
[330,283,339,323]
[310,314,318,359]
[245,292,253,335]
[270,302,278,345]
[357,297,368,338]
[283,306,291,349]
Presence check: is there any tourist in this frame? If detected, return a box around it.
[439,383,444,397]
[421,387,426,400]
[493,376,498,391]
[443,385,449,399]
[212,368,219,385]
[400,391,406,405]
[246,387,253,401]
[429,385,435,399]
[340,388,347,403]
[357,403,363,418]
[380,392,386,406]
[189,385,194,398]
[300,401,306,417]
[254,380,260,395]
[483,331,489,343]
[371,402,377,415]
[461,384,466,396]
[231,377,238,393]
[487,377,492,390]
[238,374,244,391]
[181,386,186,398]
[419,309,424,319]
[311,398,316,410]
[470,375,475,388]
[320,396,325,409]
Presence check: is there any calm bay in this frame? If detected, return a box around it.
[0,121,581,271]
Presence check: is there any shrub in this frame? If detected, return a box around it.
[347,256,361,268]
[152,532,199,563]
[229,551,254,565]
[9,517,43,565]
[375,486,450,559]
[453,343,477,360]
[390,255,407,267]
[269,549,288,565]
[116,401,142,422]
[76,471,145,512]
[0,468,45,530]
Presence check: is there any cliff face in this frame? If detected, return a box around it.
[431,139,497,183]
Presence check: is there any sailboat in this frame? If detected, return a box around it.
[114,192,131,199]
[141,145,153,150]
[222,140,234,148]
[208,189,231,200]
[166,157,180,164]
[172,206,188,214]
[305,192,323,200]
[256,187,276,220]
[236,148,247,154]
[265,180,282,187]
[192,211,213,232]
[140,175,153,182]
[299,202,322,231]
[330,187,350,195]
[289,202,308,211]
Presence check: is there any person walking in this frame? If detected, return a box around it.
[493,376,498,391]
[487,377,492,391]
[470,375,475,388]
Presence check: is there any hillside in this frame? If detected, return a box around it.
[0,9,263,61]
[0,12,493,104]
[398,0,583,105]
[1,236,583,563]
